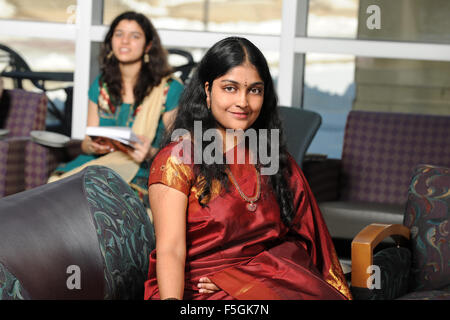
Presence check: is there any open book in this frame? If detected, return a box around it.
[86,126,141,152]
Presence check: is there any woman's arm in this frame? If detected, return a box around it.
[149,183,187,300]
[81,100,111,155]
[129,107,178,163]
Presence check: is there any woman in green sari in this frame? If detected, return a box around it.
[49,11,183,210]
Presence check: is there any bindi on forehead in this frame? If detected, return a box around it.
[220,79,263,87]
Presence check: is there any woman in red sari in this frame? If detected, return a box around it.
[144,37,352,300]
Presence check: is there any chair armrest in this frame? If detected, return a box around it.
[351,246,411,299]
[302,158,341,202]
[351,223,410,288]
[0,138,28,196]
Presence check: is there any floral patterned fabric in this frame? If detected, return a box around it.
[0,261,29,300]
[403,164,450,292]
[351,164,450,300]
[398,285,450,300]
[83,165,155,299]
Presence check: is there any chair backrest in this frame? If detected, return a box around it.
[167,48,197,83]
[340,110,450,205]
[403,164,450,292]
[0,89,47,136]
[0,43,45,91]
[278,106,322,168]
[0,166,155,299]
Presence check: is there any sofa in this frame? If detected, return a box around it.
[0,165,154,299]
[0,88,70,197]
[304,110,450,240]
[351,164,450,300]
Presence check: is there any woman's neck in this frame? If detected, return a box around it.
[120,61,142,84]
[119,61,142,103]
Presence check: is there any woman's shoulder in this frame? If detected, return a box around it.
[153,138,194,166]
[90,74,103,87]
[167,74,184,86]
[149,138,196,195]
[166,75,184,93]
[88,74,103,103]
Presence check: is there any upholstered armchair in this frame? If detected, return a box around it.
[351,164,450,300]
[307,111,450,240]
[0,88,67,197]
[0,165,155,299]
[278,106,322,169]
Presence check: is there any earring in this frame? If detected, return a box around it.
[107,51,114,59]
[144,53,150,63]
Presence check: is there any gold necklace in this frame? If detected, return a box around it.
[226,166,261,212]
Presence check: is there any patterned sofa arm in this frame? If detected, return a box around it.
[0,165,155,300]
[0,88,51,196]
[0,138,28,197]
[0,138,68,196]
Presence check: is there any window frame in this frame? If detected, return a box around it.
[0,0,449,138]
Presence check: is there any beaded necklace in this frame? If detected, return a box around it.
[226,166,261,212]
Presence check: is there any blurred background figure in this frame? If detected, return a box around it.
[48,11,184,213]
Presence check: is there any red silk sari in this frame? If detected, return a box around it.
[144,140,352,300]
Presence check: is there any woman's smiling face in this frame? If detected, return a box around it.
[111,19,150,64]
[205,62,264,135]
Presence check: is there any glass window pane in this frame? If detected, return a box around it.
[104,0,282,35]
[307,0,359,38]
[0,0,77,23]
[303,53,450,158]
[0,36,74,81]
[0,36,75,128]
[206,0,282,35]
[308,0,450,44]
[167,46,280,84]
[303,53,355,159]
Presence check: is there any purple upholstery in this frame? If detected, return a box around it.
[0,89,57,197]
[341,111,450,205]
[24,142,62,190]
[404,165,450,293]
[3,89,47,137]
[0,138,27,196]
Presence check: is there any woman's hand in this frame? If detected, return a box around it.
[197,277,220,294]
[82,136,112,155]
[128,134,151,163]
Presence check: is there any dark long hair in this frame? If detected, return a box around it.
[162,37,294,226]
[99,11,173,108]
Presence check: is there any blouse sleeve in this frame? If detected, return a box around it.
[148,140,195,196]
[164,78,184,112]
[88,74,101,104]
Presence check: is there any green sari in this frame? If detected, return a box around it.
[54,74,183,208]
